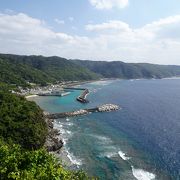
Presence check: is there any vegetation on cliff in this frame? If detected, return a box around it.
[0,90,47,150]
[0,87,93,179]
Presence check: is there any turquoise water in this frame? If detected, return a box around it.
[34,79,180,180]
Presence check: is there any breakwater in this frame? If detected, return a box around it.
[76,89,89,103]
[64,87,89,103]
[46,104,119,119]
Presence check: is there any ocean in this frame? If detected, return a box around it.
[33,79,180,180]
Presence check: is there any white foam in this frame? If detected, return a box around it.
[89,80,113,86]
[90,134,112,142]
[131,166,156,180]
[66,130,72,135]
[104,152,117,158]
[53,121,83,167]
[65,122,73,126]
[54,123,63,128]
[66,118,70,121]
[118,151,131,161]
[56,120,73,127]
[54,121,73,141]
[162,76,180,80]
[66,149,82,166]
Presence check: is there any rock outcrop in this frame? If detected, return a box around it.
[44,118,63,152]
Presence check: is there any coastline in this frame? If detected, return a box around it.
[25,79,178,179]
[26,82,89,168]
[44,115,82,168]
[25,94,38,99]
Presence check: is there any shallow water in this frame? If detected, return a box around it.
[34,79,180,180]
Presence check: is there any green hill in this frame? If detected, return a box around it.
[72,60,180,79]
[0,57,54,86]
[1,53,180,88]
[0,54,100,86]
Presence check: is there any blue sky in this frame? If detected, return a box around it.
[0,0,180,64]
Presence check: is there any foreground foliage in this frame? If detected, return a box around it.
[0,140,92,180]
[0,90,48,150]
[0,88,95,179]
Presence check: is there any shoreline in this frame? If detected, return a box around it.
[20,79,178,179]
[25,94,38,99]
[26,83,90,167]
[25,79,119,168]
[45,116,82,168]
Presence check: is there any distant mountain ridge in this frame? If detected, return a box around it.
[0,54,100,86]
[72,59,180,79]
[0,53,180,86]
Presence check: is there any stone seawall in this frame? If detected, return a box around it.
[46,104,119,119]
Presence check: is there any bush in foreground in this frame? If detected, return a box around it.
[0,140,93,180]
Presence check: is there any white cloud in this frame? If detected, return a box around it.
[54,18,65,25]
[0,13,180,65]
[142,15,180,40]
[89,0,129,9]
[86,20,131,33]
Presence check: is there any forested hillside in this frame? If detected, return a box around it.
[0,58,54,86]
[73,60,180,79]
[1,53,180,88]
[0,54,100,86]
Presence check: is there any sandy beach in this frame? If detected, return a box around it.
[25,94,38,99]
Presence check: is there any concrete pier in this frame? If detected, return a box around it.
[76,89,89,103]
[64,87,89,103]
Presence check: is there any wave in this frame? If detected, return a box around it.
[131,166,156,180]
[90,134,132,161]
[66,117,70,121]
[90,88,102,93]
[89,134,112,142]
[53,120,82,167]
[65,122,73,126]
[103,152,117,158]
[89,80,113,86]
[53,121,73,141]
[101,149,131,160]
[54,123,63,128]
[66,148,82,166]
[56,119,74,127]
[118,151,131,161]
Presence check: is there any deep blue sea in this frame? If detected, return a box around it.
[34,79,180,180]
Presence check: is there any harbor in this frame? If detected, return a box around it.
[38,90,70,97]
[25,86,91,104]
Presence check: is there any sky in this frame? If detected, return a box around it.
[0,0,180,64]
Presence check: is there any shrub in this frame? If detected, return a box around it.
[0,140,92,180]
